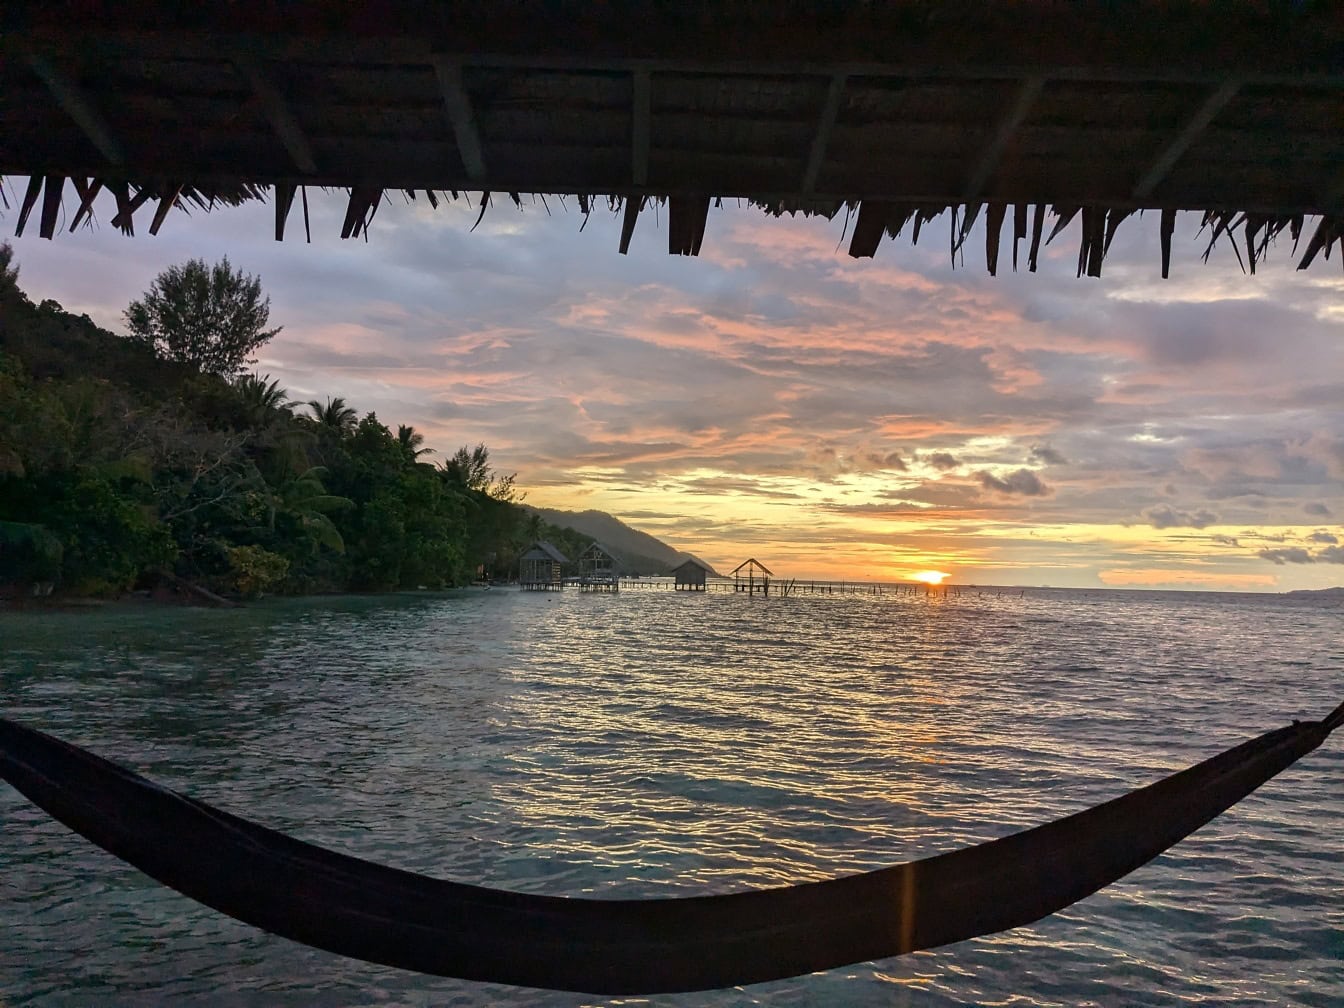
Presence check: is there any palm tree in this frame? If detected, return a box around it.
[397,424,435,464]
[267,466,351,552]
[234,373,290,426]
[305,396,358,437]
[525,512,544,544]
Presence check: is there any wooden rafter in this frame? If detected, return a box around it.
[432,57,487,182]
[24,51,125,166]
[800,73,847,196]
[631,69,651,187]
[233,55,317,174]
[964,76,1044,202]
[1132,80,1242,200]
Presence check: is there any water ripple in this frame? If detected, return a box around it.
[1,588,1341,1006]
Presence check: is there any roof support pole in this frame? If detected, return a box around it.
[233,56,318,174]
[24,52,126,167]
[801,73,847,196]
[1132,80,1241,200]
[964,76,1044,202]
[433,58,487,182]
[631,69,651,187]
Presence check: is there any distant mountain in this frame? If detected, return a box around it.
[526,507,720,576]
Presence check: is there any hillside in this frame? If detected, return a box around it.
[526,507,719,576]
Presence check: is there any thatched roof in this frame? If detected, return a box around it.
[4,2,1344,275]
[521,541,568,564]
[579,541,617,562]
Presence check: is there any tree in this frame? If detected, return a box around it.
[124,257,281,375]
[397,424,434,464]
[306,396,358,437]
[234,373,291,425]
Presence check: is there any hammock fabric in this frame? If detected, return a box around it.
[2,706,1341,995]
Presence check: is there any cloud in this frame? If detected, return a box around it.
[1307,530,1339,544]
[1209,534,1240,547]
[1029,444,1068,465]
[7,193,1344,587]
[1144,504,1219,529]
[1316,545,1344,563]
[1258,547,1314,564]
[977,468,1051,496]
[863,451,908,471]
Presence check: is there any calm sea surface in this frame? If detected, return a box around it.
[1,586,1341,1007]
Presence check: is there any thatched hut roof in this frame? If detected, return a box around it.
[4,2,1344,275]
[521,541,568,565]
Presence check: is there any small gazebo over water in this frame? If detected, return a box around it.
[519,541,568,591]
[577,541,619,592]
[731,558,773,596]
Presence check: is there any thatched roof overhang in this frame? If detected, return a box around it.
[4,2,1344,275]
[521,541,568,565]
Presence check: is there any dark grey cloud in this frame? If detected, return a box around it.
[1316,545,1344,563]
[1259,547,1314,564]
[1029,444,1068,465]
[926,451,961,471]
[1305,502,1333,516]
[1307,530,1339,545]
[1144,505,1219,529]
[977,469,1051,496]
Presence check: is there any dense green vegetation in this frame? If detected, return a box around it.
[0,246,598,600]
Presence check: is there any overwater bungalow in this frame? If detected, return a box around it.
[518,541,568,591]
[731,558,773,596]
[577,541,619,592]
[672,558,712,592]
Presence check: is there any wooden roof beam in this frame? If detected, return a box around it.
[24,52,125,166]
[631,69,650,187]
[1132,80,1241,201]
[433,57,487,182]
[800,73,847,196]
[964,76,1044,202]
[233,55,317,174]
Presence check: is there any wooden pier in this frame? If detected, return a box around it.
[615,578,1028,599]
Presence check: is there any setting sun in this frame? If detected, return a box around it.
[912,571,950,585]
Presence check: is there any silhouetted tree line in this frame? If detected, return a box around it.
[0,247,588,599]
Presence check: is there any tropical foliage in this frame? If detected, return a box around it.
[0,246,595,600]
[123,257,282,375]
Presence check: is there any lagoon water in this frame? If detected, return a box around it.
[1,586,1341,1007]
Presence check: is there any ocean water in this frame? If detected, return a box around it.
[1,587,1341,1007]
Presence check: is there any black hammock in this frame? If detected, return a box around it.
[2,706,1341,995]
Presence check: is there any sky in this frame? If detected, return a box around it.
[4,184,1344,591]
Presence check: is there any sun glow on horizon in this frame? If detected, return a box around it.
[912,570,950,585]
